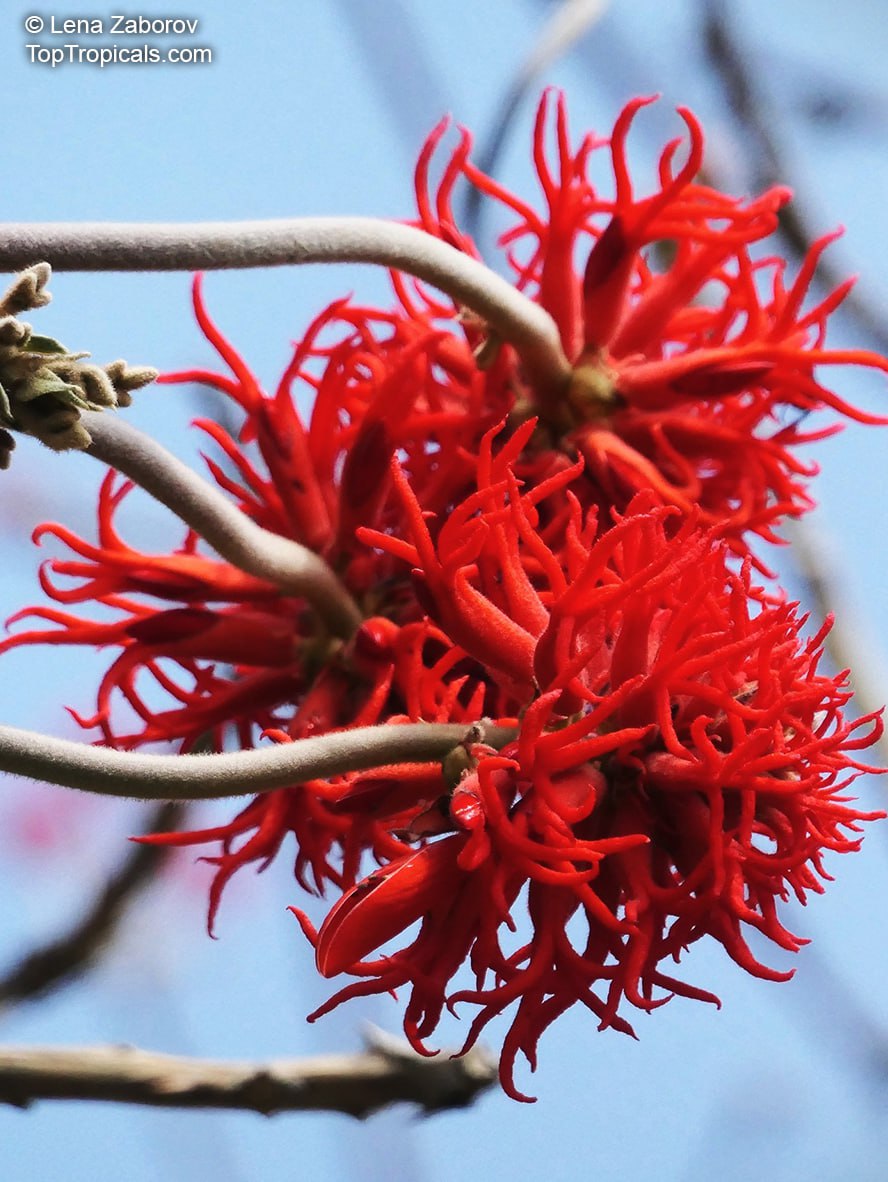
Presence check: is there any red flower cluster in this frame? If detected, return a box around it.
[4,94,885,1099]
[426,95,887,558]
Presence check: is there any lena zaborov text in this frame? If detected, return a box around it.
[48,16,199,35]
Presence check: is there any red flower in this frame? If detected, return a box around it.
[2,94,885,1101]
[412,91,888,556]
[308,438,884,1099]
[0,468,307,750]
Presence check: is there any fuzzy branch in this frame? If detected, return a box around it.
[80,416,361,638]
[0,1031,497,1117]
[0,801,185,1010]
[0,720,517,802]
[0,218,572,396]
[80,411,362,639]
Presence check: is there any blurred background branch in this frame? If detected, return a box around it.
[0,1031,496,1118]
[0,801,186,1012]
[700,0,888,355]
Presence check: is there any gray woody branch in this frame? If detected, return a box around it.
[0,1031,497,1118]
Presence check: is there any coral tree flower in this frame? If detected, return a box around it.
[412,92,888,558]
[2,92,885,1099]
[301,424,883,1099]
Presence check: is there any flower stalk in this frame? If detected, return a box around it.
[0,720,517,801]
[0,217,572,398]
[82,412,363,639]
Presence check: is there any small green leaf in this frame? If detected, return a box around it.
[17,372,81,402]
[52,386,98,412]
[23,334,70,355]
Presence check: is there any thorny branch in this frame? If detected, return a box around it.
[0,1029,497,1117]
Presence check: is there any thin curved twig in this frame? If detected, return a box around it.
[0,720,518,802]
[462,0,611,238]
[701,0,888,355]
[0,1030,497,1117]
[81,411,362,639]
[700,0,888,745]
[784,517,888,765]
[0,218,571,396]
[0,800,186,1011]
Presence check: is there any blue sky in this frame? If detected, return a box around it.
[1,3,888,1180]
